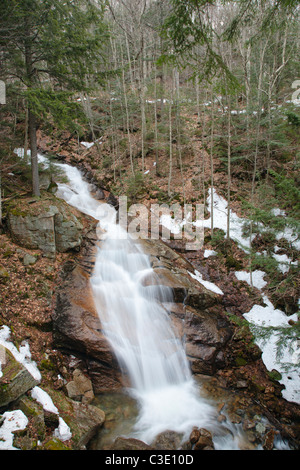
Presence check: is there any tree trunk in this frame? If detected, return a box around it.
[28,109,40,197]
[227,95,231,239]
[24,21,40,197]
[167,100,173,197]
[0,172,2,226]
[24,103,29,163]
[154,58,160,176]
[120,40,134,176]
[210,89,215,235]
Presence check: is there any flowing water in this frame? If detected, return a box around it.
[40,156,289,450]
[55,161,219,444]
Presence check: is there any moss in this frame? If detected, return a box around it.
[40,359,56,372]
[267,369,282,382]
[235,356,247,367]
[9,208,27,217]
[225,255,243,271]
[43,438,70,450]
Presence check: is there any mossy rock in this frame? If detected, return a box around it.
[42,387,105,449]
[43,438,71,450]
[6,193,87,257]
[0,347,40,408]
[17,396,46,440]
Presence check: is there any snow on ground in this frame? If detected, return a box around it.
[81,141,94,149]
[203,249,217,258]
[80,138,103,150]
[0,325,41,381]
[201,188,250,251]
[244,297,300,404]
[272,252,298,274]
[0,410,28,450]
[188,269,224,295]
[159,214,185,235]
[235,270,268,290]
[0,326,72,448]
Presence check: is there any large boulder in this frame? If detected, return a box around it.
[7,195,97,258]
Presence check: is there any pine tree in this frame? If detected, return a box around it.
[0,0,109,196]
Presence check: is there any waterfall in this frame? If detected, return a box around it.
[54,162,218,443]
[52,159,273,450]
[90,221,219,443]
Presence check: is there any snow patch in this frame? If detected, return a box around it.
[0,325,41,381]
[243,296,300,404]
[0,410,28,450]
[30,386,72,441]
[235,270,267,290]
[188,270,224,295]
[203,249,217,258]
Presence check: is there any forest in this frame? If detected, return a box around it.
[0,0,299,452]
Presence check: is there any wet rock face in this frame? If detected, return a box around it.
[52,235,233,392]
[52,257,124,393]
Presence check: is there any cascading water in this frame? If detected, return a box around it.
[90,220,219,444]
[54,161,218,444]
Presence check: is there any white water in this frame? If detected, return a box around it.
[54,161,219,444]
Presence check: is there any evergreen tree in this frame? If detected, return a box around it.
[0,0,109,196]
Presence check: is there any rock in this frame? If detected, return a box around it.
[23,254,38,266]
[7,195,96,258]
[255,422,266,434]
[13,434,39,450]
[189,427,201,444]
[70,401,105,449]
[0,347,40,409]
[66,368,94,404]
[0,265,10,283]
[184,306,232,375]
[108,437,153,451]
[52,257,124,393]
[43,438,71,450]
[8,207,57,257]
[37,387,105,450]
[193,428,214,450]
[151,430,184,450]
[17,396,46,440]
[54,211,83,253]
[263,429,277,450]
[236,380,248,389]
